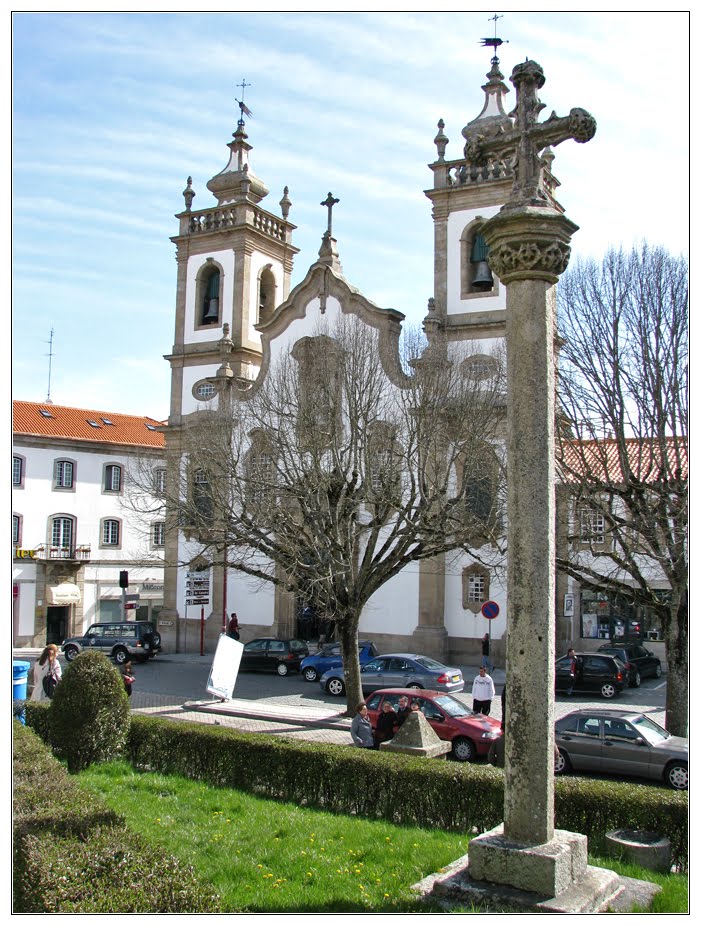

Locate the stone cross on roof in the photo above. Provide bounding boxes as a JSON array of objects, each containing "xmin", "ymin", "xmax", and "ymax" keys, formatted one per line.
[
  {"xmin": 468, "ymin": 59, "xmax": 596, "ymax": 211},
  {"xmin": 321, "ymin": 192, "xmax": 340, "ymax": 237}
]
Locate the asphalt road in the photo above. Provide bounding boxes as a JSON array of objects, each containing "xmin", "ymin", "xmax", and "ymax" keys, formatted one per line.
[{"xmin": 111, "ymin": 652, "xmax": 669, "ymax": 725}]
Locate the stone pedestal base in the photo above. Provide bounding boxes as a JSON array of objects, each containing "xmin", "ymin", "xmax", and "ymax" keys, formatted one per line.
[
  {"xmin": 469, "ymin": 825, "xmax": 587, "ymax": 896},
  {"xmin": 410, "ymin": 824, "xmax": 629, "ymax": 913}
]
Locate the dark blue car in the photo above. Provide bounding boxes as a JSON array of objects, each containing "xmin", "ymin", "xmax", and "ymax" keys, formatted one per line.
[{"xmin": 299, "ymin": 641, "xmax": 379, "ymax": 682}]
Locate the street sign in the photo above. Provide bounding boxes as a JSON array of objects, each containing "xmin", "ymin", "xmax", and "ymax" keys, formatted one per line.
[
  {"xmin": 125, "ymin": 602, "xmax": 138, "ymax": 610},
  {"xmin": 481, "ymin": 600, "xmax": 500, "ymax": 620},
  {"xmin": 124, "ymin": 593, "xmax": 140, "ymax": 602},
  {"xmin": 186, "ymin": 597, "xmax": 210, "ymax": 605}
]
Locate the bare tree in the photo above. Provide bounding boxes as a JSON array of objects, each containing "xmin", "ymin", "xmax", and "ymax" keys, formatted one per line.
[
  {"xmin": 134, "ymin": 315, "xmax": 505, "ymax": 712},
  {"xmin": 556, "ymin": 244, "xmax": 688, "ymax": 735}
]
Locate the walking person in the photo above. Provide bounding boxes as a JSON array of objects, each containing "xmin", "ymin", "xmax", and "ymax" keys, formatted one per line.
[
  {"xmin": 121, "ymin": 660, "xmax": 136, "ymax": 697},
  {"xmin": 350, "ymin": 702, "xmax": 375, "ymax": 749},
  {"xmin": 471, "ymin": 665, "xmax": 495, "ymax": 715},
  {"xmin": 30, "ymin": 644, "xmax": 62, "ymax": 701},
  {"xmin": 481, "ymin": 632, "xmax": 493, "ymax": 672},
  {"xmin": 227, "ymin": 613, "xmax": 240, "ymax": 641}
]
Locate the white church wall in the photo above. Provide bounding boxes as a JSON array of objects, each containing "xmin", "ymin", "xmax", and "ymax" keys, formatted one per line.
[
  {"xmin": 359, "ymin": 564, "xmax": 420, "ymax": 636},
  {"xmin": 446, "ymin": 204, "xmax": 504, "ymax": 314},
  {"xmin": 443, "ymin": 552, "xmax": 507, "ymax": 643},
  {"xmin": 181, "ymin": 363, "xmax": 220, "ymax": 416},
  {"xmin": 246, "ymin": 253, "xmax": 286, "ymax": 345},
  {"xmin": 227, "ymin": 573, "xmax": 275, "ymax": 629}
]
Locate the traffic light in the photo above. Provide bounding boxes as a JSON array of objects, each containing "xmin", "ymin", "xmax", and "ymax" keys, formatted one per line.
[{"xmin": 119, "ymin": 570, "xmax": 129, "ymax": 589}]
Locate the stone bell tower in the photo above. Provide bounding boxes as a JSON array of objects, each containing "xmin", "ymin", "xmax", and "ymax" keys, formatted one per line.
[
  {"xmin": 165, "ymin": 103, "xmax": 299, "ymax": 427},
  {"xmin": 160, "ymin": 101, "xmax": 299, "ymax": 653}
]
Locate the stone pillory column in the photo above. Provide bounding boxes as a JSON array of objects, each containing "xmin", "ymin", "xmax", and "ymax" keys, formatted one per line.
[{"xmin": 457, "ymin": 60, "xmax": 616, "ymax": 908}]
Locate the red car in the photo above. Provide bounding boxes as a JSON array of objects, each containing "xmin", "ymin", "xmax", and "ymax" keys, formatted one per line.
[{"xmin": 365, "ymin": 688, "xmax": 502, "ymax": 762}]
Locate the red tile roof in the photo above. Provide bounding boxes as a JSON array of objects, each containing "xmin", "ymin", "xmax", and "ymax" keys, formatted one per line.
[
  {"xmin": 559, "ymin": 437, "xmax": 688, "ymax": 484},
  {"xmin": 12, "ymin": 400, "xmax": 166, "ymax": 448}
]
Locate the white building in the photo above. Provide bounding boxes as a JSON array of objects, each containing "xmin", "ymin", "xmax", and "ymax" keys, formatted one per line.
[{"xmin": 12, "ymin": 400, "xmax": 166, "ymax": 647}]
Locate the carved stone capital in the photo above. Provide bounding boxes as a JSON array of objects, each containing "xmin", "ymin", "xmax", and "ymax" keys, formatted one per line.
[{"xmin": 481, "ymin": 206, "xmax": 579, "ymax": 284}]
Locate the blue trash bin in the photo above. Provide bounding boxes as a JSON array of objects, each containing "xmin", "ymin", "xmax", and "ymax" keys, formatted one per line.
[{"xmin": 13, "ymin": 661, "xmax": 31, "ymax": 724}]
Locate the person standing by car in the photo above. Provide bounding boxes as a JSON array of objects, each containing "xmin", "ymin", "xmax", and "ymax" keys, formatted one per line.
[
  {"xmin": 374, "ymin": 701, "xmax": 398, "ymax": 747},
  {"xmin": 350, "ymin": 702, "xmax": 374, "ymax": 749},
  {"xmin": 471, "ymin": 665, "xmax": 495, "ymax": 715},
  {"xmin": 395, "ymin": 695, "xmax": 411, "ymax": 727},
  {"xmin": 227, "ymin": 613, "xmax": 240, "ymax": 641},
  {"xmin": 566, "ymin": 647, "xmax": 579, "ymax": 695},
  {"xmin": 30, "ymin": 644, "xmax": 62, "ymax": 701}
]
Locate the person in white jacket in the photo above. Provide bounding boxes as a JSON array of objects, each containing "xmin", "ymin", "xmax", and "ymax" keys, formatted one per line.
[
  {"xmin": 30, "ymin": 644, "xmax": 62, "ymax": 701},
  {"xmin": 471, "ymin": 665, "xmax": 495, "ymax": 715}
]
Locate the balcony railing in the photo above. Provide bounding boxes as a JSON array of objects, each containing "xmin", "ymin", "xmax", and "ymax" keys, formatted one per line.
[{"xmin": 31, "ymin": 544, "xmax": 91, "ymax": 561}]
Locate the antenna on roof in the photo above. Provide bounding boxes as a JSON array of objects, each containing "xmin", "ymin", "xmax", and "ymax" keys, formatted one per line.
[
  {"xmin": 45, "ymin": 328, "xmax": 55, "ymax": 405},
  {"xmin": 480, "ymin": 13, "xmax": 508, "ymax": 66}
]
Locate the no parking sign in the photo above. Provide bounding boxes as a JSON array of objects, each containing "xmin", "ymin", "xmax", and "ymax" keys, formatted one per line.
[{"xmin": 481, "ymin": 600, "xmax": 500, "ymax": 620}]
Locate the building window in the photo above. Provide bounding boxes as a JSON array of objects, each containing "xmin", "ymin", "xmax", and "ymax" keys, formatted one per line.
[
  {"xmin": 13, "ymin": 514, "xmax": 22, "ymax": 545},
  {"xmin": 154, "ymin": 468, "xmax": 166, "ymax": 494},
  {"xmin": 54, "ymin": 459, "xmax": 75, "ymax": 489},
  {"xmin": 257, "ymin": 265, "xmax": 277, "ymax": 324},
  {"xmin": 103, "ymin": 464, "xmax": 122, "ymax": 493},
  {"xmin": 194, "ymin": 380, "xmax": 217, "ymax": 401},
  {"xmin": 460, "ymin": 221, "xmax": 498, "ymax": 298},
  {"xmin": 192, "ymin": 469, "xmax": 213, "ymax": 520},
  {"xmin": 13, "ymin": 455, "xmax": 25, "ymax": 488},
  {"xmin": 101, "ymin": 519, "xmax": 121, "ymax": 546},
  {"xmin": 51, "ymin": 516, "xmax": 74, "ymax": 552},
  {"xmin": 197, "ymin": 260, "xmax": 222, "ymax": 327},
  {"xmin": 462, "ymin": 564, "xmax": 491, "ymax": 613},
  {"xmin": 578, "ymin": 507, "xmax": 606, "ymax": 545},
  {"xmin": 152, "ymin": 522, "xmax": 166, "ymax": 547},
  {"xmin": 461, "ymin": 354, "xmax": 499, "ymax": 383}
]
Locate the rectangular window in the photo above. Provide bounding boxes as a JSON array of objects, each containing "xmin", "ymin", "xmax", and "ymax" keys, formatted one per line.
[
  {"xmin": 104, "ymin": 464, "xmax": 122, "ymax": 492},
  {"xmin": 468, "ymin": 574, "xmax": 485, "ymax": 603},
  {"xmin": 13, "ymin": 456, "xmax": 24, "ymax": 486},
  {"xmin": 54, "ymin": 460, "xmax": 74, "ymax": 489},
  {"xmin": 579, "ymin": 508, "xmax": 606, "ymax": 544},
  {"xmin": 102, "ymin": 519, "xmax": 120, "ymax": 545},
  {"xmin": 13, "ymin": 515, "xmax": 21, "ymax": 544},
  {"xmin": 152, "ymin": 522, "xmax": 165, "ymax": 547},
  {"xmin": 52, "ymin": 517, "xmax": 73, "ymax": 550},
  {"xmin": 155, "ymin": 468, "xmax": 166, "ymax": 493}
]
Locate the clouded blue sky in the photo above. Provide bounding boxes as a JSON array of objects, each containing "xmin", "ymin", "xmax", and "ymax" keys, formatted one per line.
[{"xmin": 11, "ymin": 10, "xmax": 689, "ymax": 419}]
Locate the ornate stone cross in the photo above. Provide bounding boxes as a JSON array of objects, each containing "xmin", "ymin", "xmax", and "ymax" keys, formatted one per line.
[
  {"xmin": 468, "ymin": 59, "xmax": 596, "ymax": 211},
  {"xmin": 321, "ymin": 192, "xmax": 340, "ymax": 237}
]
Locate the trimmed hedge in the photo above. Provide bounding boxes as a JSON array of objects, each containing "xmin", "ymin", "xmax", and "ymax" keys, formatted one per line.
[
  {"xmin": 13, "ymin": 722, "xmax": 221, "ymax": 913},
  {"xmin": 124, "ymin": 714, "xmax": 688, "ymax": 871}
]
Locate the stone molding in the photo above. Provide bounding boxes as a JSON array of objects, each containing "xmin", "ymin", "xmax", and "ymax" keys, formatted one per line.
[{"xmin": 481, "ymin": 207, "xmax": 579, "ymax": 285}]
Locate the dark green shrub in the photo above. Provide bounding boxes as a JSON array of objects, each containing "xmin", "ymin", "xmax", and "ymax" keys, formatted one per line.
[
  {"xmin": 13, "ymin": 722, "xmax": 220, "ymax": 913},
  {"xmin": 48, "ymin": 650, "xmax": 130, "ymax": 771}
]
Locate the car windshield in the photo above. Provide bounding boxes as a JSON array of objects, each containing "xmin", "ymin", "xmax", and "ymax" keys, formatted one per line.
[
  {"xmin": 629, "ymin": 714, "xmax": 670, "ymax": 744},
  {"xmin": 320, "ymin": 644, "xmax": 340, "ymax": 656},
  {"xmin": 432, "ymin": 695, "xmax": 469, "ymax": 718},
  {"xmin": 413, "ymin": 656, "xmax": 448, "ymax": 671}
]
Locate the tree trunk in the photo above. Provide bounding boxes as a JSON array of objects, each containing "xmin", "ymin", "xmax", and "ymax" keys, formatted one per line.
[
  {"xmin": 663, "ymin": 593, "xmax": 688, "ymax": 736},
  {"xmin": 339, "ymin": 616, "xmax": 363, "ymax": 716}
]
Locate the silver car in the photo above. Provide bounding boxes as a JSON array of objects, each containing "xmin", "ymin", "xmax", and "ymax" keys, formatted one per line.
[
  {"xmin": 319, "ymin": 653, "xmax": 464, "ymax": 697},
  {"xmin": 555, "ymin": 708, "xmax": 688, "ymax": 790}
]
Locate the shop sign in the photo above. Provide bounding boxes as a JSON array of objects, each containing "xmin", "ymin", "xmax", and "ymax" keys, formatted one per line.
[{"xmin": 14, "ymin": 548, "xmax": 37, "ymax": 559}]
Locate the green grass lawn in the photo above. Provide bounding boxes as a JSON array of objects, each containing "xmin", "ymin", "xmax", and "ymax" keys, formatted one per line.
[{"xmin": 77, "ymin": 761, "xmax": 687, "ymax": 913}]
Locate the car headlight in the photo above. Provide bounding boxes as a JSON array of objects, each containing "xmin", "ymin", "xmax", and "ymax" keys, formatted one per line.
[{"xmin": 481, "ymin": 730, "xmax": 501, "ymax": 739}]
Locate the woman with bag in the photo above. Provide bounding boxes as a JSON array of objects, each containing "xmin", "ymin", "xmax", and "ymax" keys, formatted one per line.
[{"xmin": 30, "ymin": 644, "xmax": 62, "ymax": 701}]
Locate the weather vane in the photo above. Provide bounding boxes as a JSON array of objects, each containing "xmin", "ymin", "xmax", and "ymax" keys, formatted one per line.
[
  {"xmin": 235, "ymin": 78, "xmax": 253, "ymax": 121},
  {"xmin": 480, "ymin": 13, "xmax": 508, "ymax": 66}
]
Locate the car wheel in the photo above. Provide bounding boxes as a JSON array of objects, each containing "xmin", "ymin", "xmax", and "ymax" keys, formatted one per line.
[
  {"xmin": 407, "ymin": 683, "xmax": 423, "ymax": 690},
  {"xmin": 451, "ymin": 737, "xmax": 476, "ymax": 762},
  {"xmin": 654, "ymin": 664, "xmax": 662, "ymax": 678},
  {"xmin": 554, "ymin": 749, "xmax": 571, "ymax": 775},
  {"xmin": 303, "ymin": 667, "xmax": 319, "ymax": 682},
  {"xmin": 629, "ymin": 669, "xmax": 641, "ymax": 688},
  {"xmin": 600, "ymin": 682, "xmax": 617, "ymax": 699},
  {"xmin": 145, "ymin": 631, "xmax": 161, "ymax": 649},
  {"xmin": 276, "ymin": 662, "xmax": 289, "ymax": 677},
  {"xmin": 665, "ymin": 761, "xmax": 688, "ymax": 791},
  {"xmin": 113, "ymin": 647, "xmax": 129, "ymax": 666},
  {"xmin": 326, "ymin": 677, "xmax": 345, "ymax": 696},
  {"xmin": 64, "ymin": 644, "xmax": 79, "ymax": 662}
]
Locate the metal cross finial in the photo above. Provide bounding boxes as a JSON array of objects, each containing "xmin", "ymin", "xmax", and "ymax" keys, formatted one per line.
[
  {"xmin": 235, "ymin": 78, "xmax": 253, "ymax": 120},
  {"xmin": 321, "ymin": 192, "xmax": 340, "ymax": 236},
  {"xmin": 480, "ymin": 13, "xmax": 508, "ymax": 66}
]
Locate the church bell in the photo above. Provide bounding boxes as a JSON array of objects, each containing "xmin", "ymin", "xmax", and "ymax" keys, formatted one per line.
[
  {"xmin": 471, "ymin": 260, "xmax": 493, "ymax": 290},
  {"xmin": 202, "ymin": 297, "xmax": 219, "ymax": 323}
]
